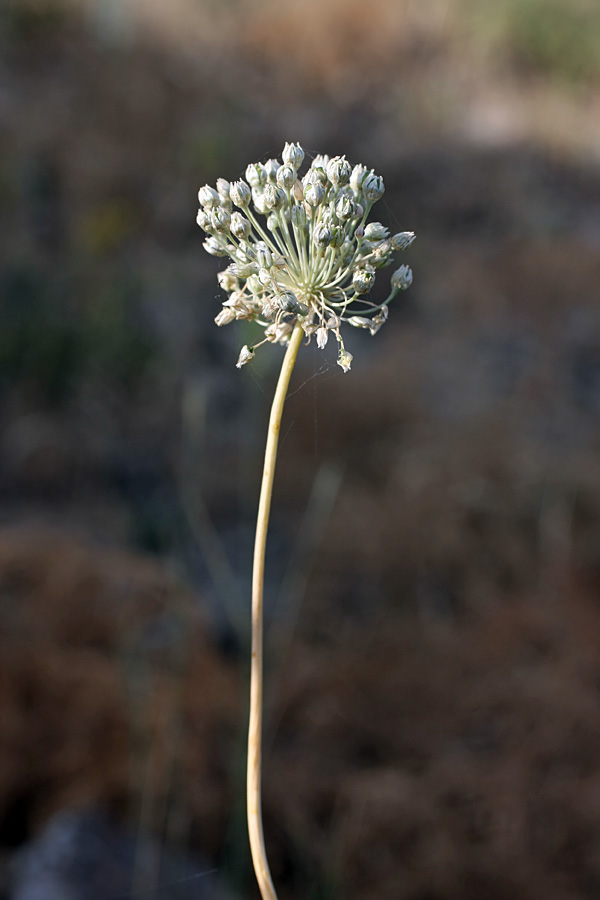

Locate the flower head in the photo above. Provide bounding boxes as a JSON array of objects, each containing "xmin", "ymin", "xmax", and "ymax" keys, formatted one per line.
[{"xmin": 197, "ymin": 143, "xmax": 415, "ymax": 371}]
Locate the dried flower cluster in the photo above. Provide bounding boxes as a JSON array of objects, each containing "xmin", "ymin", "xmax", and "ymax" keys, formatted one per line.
[{"xmin": 197, "ymin": 142, "xmax": 415, "ymax": 372}]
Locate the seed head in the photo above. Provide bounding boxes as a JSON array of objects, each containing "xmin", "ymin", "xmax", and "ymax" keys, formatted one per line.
[{"xmin": 197, "ymin": 143, "xmax": 415, "ymax": 371}]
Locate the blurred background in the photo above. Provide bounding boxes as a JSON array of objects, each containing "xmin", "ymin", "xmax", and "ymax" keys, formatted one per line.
[{"xmin": 1, "ymin": 0, "xmax": 600, "ymax": 898}]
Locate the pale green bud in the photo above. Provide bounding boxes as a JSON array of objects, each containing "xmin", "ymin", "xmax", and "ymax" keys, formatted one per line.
[
  {"xmin": 246, "ymin": 274, "xmax": 262, "ymax": 293},
  {"xmin": 282, "ymin": 141, "xmax": 304, "ymax": 171},
  {"xmin": 278, "ymin": 291, "xmax": 308, "ymax": 315},
  {"xmin": 304, "ymin": 182, "xmax": 325, "ymax": 207},
  {"xmin": 391, "ymin": 231, "xmax": 416, "ymax": 251},
  {"xmin": 391, "ymin": 264, "xmax": 413, "ymax": 291},
  {"xmin": 267, "ymin": 213, "xmax": 280, "ymax": 231},
  {"xmin": 264, "ymin": 184, "xmax": 286, "ymax": 211},
  {"xmin": 230, "ymin": 180, "xmax": 251, "ymax": 208},
  {"xmin": 203, "ymin": 237, "xmax": 228, "ymax": 257},
  {"xmin": 236, "ymin": 345, "xmax": 255, "ymax": 368},
  {"xmin": 276, "ymin": 164, "xmax": 296, "ymax": 189},
  {"xmin": 198, "ymin": 185, "xmax": 220, "ymax": 208},
  {"xmin": 327, "ymin": 155, "xmax": 351, "ymax": 186},
  {"xmin": 246, "ymin": 163, "xmax": 267, "ymax": 187},
  {"xmin": 352, "ymin": 265, "xmax": 376, "ymax": 293},
  {"xmin": 313, "ymin": 222, "xmax": 333, "ymax": 248},
  {"xmin": 196, "ymin": 209, "xmax": 212, "ymax": 232},
  {"xmin": 255, "ymin": 243, "xmax": 272, "ymax": 268},
  {"xmin": 210, "ymin": 207, "xmax": 231, "ymax": 233},
  {"xmin": 264, "ymin": 159, "xmax": 280, "ymax": 182},
  {"xmin": 230, "ymin": 212, "xmax": 251, "ymax": 239},
  {"xmin": 362, "ymin": 173, "xmax": 385, "ymax": 202},
  {"xmin": 312, "ymin": 154, "xmax": 330, "ymax": 171},
  {"xmin": 350, "ymin": 164, "xmax": 368, "ymax": 193},
  {"xmin": 216, "ymin": 178, "xmax": 231, "ymax": 201},
  {"xmin": 291, "ymin": 204, "xmax": 307, "ymax": 229},
  {"xmin": 364, "ymin": 222, "xmax": 389, "ymax": 242},
  {"xmin": 252, "ymin": 188, "xmax": 268, "ymax": 214},
  {"xmin": 330, "ymin": 226, "xmax": 345, "ymax": 248},
  {"xmin": 335, "ymin": 196, "xmax": 356, "ymax": 220}
]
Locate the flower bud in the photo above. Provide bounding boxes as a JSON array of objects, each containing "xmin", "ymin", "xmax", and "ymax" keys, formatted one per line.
[
  {"xmin": 276, "ymin": 164, "xmax": 296, "ymax": 189},
  {"xmin": 292, "ymin": 180, "xmax": 304, "ymax": 204},
  {"xmin": 327, "ymin": 155, "xmax": 351, "ymax": 186},
  {"xmin": 391, "ymin": 264, "xmax": 413, "ymax": 291},
  {"xmin": 352, "ymin": 265, "xmax": 376, "ymax": 293},
  {"xmin": 350, "ymin": 164, "xmax": 368, "ymax": 194},
  {"xmin": 364, "ymin": 222, "xmax": 389, "ymax": 242},
  {"xmin": 246, "ymin": 163, "xmax": 267, "ymax": 187},
  {"xmin": 230, "ymin": 212, "xmax": 251, "ymax": 239},
  {"xmin": 335, "ymin": 196, "xmax": 356, "ymax": 220},
  {"xmin": 215, "ymin": 307, "xmax": 236, "ymax": 326},
  {"xmin": 304, "ymin": 182, "xmax": 325, "ymax": 207},
  {"xmin": 210, "ymin": 207, "xmax": 231, "ymax": 233},
  {"xmin": 264, "ymin": 159, "xmax": 280, "ymax": 182},
  {"xmin": 196, "ymin": 209, "xmax": 212, "ymax": 232},
  {"xmin": 330, "ymin": 226, "xmax": 345, "ymax": 248},
  {"xmin": 312, "ymin": 154, "xmax": 330, "ymax": 171},
  {"xmin": 291, "ymin": 204, "xmax": 307, "ymax": 229},
  {"xmin": 198, "ymin": 184, "xmax": 220, "ymax": 208},
  {"xmin": 216, "ymin": 178, "xmax": 231, "ymax": 201},
  {"xmin": 267, "ymin": 213, "xmax": 280, "ymax": 231},
  {"xmin": 203, "ymin": 237, "xmax": 228, "ymax": 257},
  {"xmin": 246, "ymin": 274, "xmax": 262, "ymax": 293},
  {"xmin": 337, "ymin": 347, "xmax": 353, "ymax": 373},
  {"xmin": 362, "ymin": 173, "xmax": 385, "ymax": 202},
  {"xmin": 282, "ymin": 141, "xmax": 304, "ymax": 171},
  {"xmin": 236, "ymin": 345, "xmax": 255, "ymax": 368},
  {"xmin": 255, "ymin": 243, "xmax": 272, "ymax": 268},
  {"xmin": 251, "ymin": 188, "xmax": 268, "ymax": 215},
  {"xmin": 278, "ymin": 291, "xmax": 309, "ymax": 315},
  {"xmin": 391, "ymin": 231, "xmax": 416, "ymax": 251},
  {"xmin": 264, "ymin": 184, "xmax": 286, "ymax": 211},
  {"xmin": 230, "ymin": 180, "xmax": 251, "ymax": 208},
  {"xmin": 313, "ymin": 222, "xmax": 333, "ymax": 248}
]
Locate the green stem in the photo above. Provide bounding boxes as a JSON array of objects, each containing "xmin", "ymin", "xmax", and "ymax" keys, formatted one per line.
[{"xmin": 247, "ymin": 321, "xmax": 304, "ymax": 900}]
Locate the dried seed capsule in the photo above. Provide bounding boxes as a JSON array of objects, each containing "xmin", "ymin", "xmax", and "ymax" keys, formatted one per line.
[
  {"xmin": 215, "ymin": 307, "xmax": 236, "ymax": 326},
  {"xmin": 236, "ymin": 345, "xmax": 255, "ymax": 368}
]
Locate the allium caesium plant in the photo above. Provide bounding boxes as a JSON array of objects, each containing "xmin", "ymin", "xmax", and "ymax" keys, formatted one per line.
[
  {"xmin": 198, "ymin": 142, "xmax": 414, "ymax": 373},
  {"xmin": 197, "ymin": 144, "xmax": 414, "ymax": 900}
]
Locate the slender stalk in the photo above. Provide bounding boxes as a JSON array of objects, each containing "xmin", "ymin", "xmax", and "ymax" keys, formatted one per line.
[{"xmin": 247, "ymin": 321, "xmax": 304, "ymax": 900}]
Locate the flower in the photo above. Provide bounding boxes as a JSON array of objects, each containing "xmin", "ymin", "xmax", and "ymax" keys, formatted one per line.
[{"xmin": 197, "ymin": 143, "xmax": 415, "ymax": 371}]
